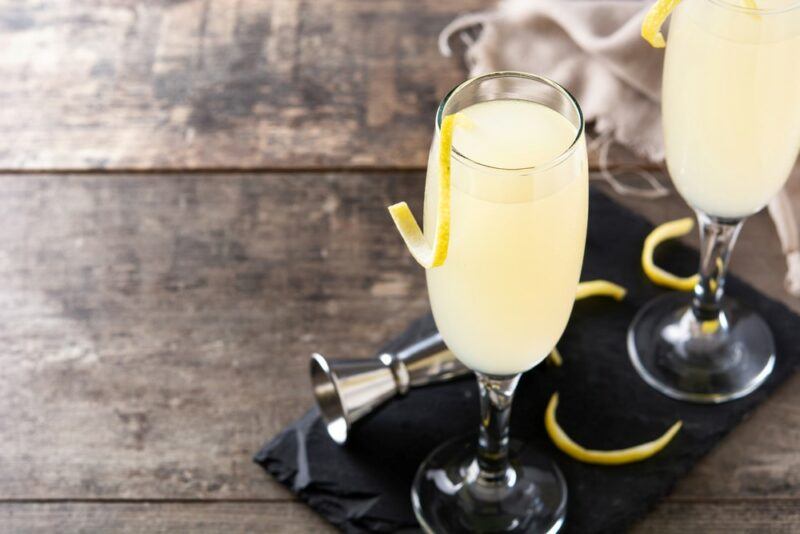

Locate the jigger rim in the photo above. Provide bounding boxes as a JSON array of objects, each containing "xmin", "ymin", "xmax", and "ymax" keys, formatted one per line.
[{"xmin": 310, "ymin": 352, "xmax": 350, "ymax": 444}]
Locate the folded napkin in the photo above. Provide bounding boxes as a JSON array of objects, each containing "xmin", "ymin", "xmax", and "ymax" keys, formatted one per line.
[{"xmin": 439, "ymin": 0, "xmax": 800, "ymax": 296}]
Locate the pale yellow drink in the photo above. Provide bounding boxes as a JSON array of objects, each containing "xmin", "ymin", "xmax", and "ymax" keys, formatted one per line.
[
  {"xmin": 662, "ymin": 0, "xmax": 800, "ymax": 219},
  {"xmin": 424, "ymin": 100, "xmax": 588, "ymax": 376}
]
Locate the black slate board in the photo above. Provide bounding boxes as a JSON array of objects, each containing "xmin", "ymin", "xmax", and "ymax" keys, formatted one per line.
[{"xmin": 256, "ymin": 188, "xmax": 800, "ymax": 533}]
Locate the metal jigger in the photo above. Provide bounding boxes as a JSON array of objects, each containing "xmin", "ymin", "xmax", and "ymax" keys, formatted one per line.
[{"xmin": 310, "ymin": 332, "xmax": 468, "ymax": 444}]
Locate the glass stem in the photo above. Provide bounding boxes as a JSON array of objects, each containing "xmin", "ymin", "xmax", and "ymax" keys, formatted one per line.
[
  {"xmin": 692, "ymin": 211, "xmax": 744, "ymax": 322},
  {"xmin": 475, "ymin": 372, "xmax": 520, "ymax": 485}
]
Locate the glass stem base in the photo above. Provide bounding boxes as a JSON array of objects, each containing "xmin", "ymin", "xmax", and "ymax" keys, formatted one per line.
[
  {"xmin": 411, "ymin": 435, "xmax": 567, "ymax": 533},
  {"xmin": 627, "ymin": 292, "xmax": 775, "ymax": 403}
]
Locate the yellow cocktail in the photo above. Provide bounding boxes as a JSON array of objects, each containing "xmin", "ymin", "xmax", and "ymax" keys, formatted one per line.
[
  {"xmin": 391, "ymin": 72, "xmax": 587, "ymax": 533},
  {"xmin": 425, "ymin": 99, "xmax": 587, "ymax": 376}
]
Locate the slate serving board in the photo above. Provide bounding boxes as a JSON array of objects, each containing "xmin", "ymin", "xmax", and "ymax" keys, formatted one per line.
[{"xmin": 256, "ymin": 188, "xmax": 800, "ymax": 533}]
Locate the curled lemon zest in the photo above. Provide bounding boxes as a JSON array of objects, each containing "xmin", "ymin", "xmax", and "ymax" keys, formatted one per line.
[
  {"xmin": 643, "ymin": 217, "xmax": 700, "ymax": 291},
  {"xmin": 576, "ymin": 280, "xmax": 627, "ymax": 301},
  {"xmin": 548, "ymin": 347, "xmax": 563, "ymax": 367},
  {"xmin": 548, "ymin": 281, "xmax": 627, "ymax": 366},
  {"xmin": 701, "ymin": 319, "xmax": 721, "ymax": 334},
  {"xmin": 388, "ymin": 113, "xmax": 472, "ymax": 268},
  {"xmin": 708, "ymin": 257, "xmax": 725, "ymax": 292},
  {"xmin": 641, "ymin": 0, "xmax": 683, "ymax": 48},
  {"xmin": 545, "ymin": 393, "xmax": 682, "ymax": 465},
  {"xmin": 643, "ymin": 0, "xmax": 759, "ymax": 48}
]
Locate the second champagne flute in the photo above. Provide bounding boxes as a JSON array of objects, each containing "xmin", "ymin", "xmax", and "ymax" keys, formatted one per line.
[{"xmin": 629, "ymin": 0, "xmax": 800, "ymax": 403}]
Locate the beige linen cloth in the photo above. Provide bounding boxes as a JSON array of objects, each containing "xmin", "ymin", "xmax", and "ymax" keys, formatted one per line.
[{"xmin": 439, "ymin": 0, "xmax": 800, "ymax": 296}]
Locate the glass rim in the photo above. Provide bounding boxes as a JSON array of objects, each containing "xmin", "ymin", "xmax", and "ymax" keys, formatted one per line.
[
  {"xmin": 706, "ymin": 0, "xmax": 800, "ymax": 15},
  {"xmin": 435, "ymin": 71, "xmax": 585, "ymax": 175}
]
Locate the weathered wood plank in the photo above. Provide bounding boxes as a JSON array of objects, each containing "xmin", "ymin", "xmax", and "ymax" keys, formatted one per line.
[
  {"xmin": 0, "ymin": 0, "xmax": 487, "ymax": 170},
  {"xmin": 0, "ymin": 0, "xmax": 650, "ymax": 172},
  {"xmin": 1, "ymin": 500, "xmax": 799, "ymax": 533},
  {"xmin": 0, "ymin": 502, "xmax": 334, "ymax": 533},
  {"xmin": 0, "ymin": 173, "xmax": 798, "ymax": 507},
  {"xmin": 674, "ymin": 373, "xmax": 800, "ymax": 499},
  {"xmin": 0, "ymin": 173, "xmax": 430, "ymax": 500},
  {"xmin": 632, "ymin": 500, "xmax": 800, "ymax": 533}
]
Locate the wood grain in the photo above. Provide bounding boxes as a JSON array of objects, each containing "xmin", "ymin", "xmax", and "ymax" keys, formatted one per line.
[
  {"xmin": 0, "ymin": 0, "xmax": 487, "ymax": 171},
  {"xmin": 0, "ymin": 502, "xmax": 333, "ymax": 533},
  {"xmin": 3, "ymin": 0, "xmax": 799, "ymax": 530},
  {"xmin": 0, "ymin": 173, "xmax": 430, "ymax": 500},
  {"xmin": 1, "ymin": 173, "xmax": 799, "ymax": 516},
  {"xmin": 632, "ymin": 500, "xmax": 800, "ymax": 533},
  {"xmin": 1, "ymin": 500, "xmax": 799, "ymax": 533},
  {"xmin": 0, "ymin": 0, "xmax": 651, "ymax": 172}
]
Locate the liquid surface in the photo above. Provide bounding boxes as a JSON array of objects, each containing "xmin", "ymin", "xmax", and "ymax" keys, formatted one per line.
[
  {"xmin": 425, "ymin": 100, "xmax": 588, "ymax": 376},
  {"xmin": 662, "ymin": 0, "xmax": 800, "ymax": 219}
]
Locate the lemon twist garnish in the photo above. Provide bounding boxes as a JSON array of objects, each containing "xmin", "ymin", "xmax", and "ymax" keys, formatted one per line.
[
  {"xmin": 545, "ymin": 393, "xmax": 682, "ymax": 465},
  {"xmin": 548, "ymin": 346, "xmax": 564, "ymax": 367},
  {"xmin": 643, "ymin": 222, "xmax": 725, "ymax": 331},
  {"xmin": 547, "ymin": 280, "xmax": 628, "ymax": 366},
  {"xmin": 388, "ymin": 113, "xmax": 471, "ymax": 268},
  {"xmin": 641, "ymin": 0, "xmax": 683, "ymax": 48},
  {"xmin": 643, "ymin": 0, "xmax": 759, "ymax": 48},
  {"xmin": 576, "ymin": 280, "xmax": 627, "ymax": 301},
  {"xmin": 701, "ymin": 319, "xmax": 721, "ymax": 334},
  {"xmin": 643, "ymin": 217, "xmax": 700, "ymax": 291}
]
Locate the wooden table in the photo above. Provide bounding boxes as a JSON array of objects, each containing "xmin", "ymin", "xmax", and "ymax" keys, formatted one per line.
[{"xmin": 1, "ymin": 1, "xmax": 799, "ymax": 532}]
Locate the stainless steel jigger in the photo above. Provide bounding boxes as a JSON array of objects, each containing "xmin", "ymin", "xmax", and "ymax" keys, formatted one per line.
[{"xmin": 310, "ymin": 332, "xmax": 469, "ymax": 444}]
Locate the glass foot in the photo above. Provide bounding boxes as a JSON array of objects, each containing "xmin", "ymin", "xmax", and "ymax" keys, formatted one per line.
[
  {"xmin": 411, "ymin": 435, "xmax": 567, "ymax": 533},
  {"xmin": 628, "ymin": 292, "xmax": 775, "ymax": 403}
]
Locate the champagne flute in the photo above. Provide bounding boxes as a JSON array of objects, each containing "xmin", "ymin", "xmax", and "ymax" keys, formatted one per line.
[
  {"xmin": 629, "ymin": 0, "xmax": 800, "ymax": 402},
  {"xmin": 408, "ymin": 72, "xmax": 588, "ymax": 533}
]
